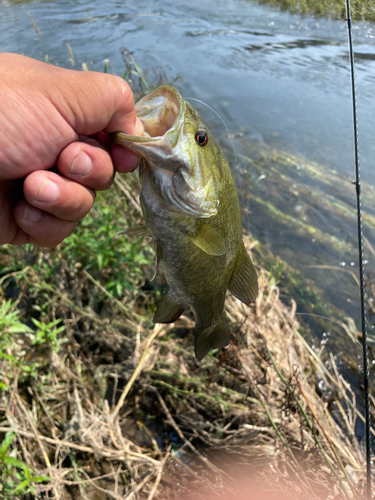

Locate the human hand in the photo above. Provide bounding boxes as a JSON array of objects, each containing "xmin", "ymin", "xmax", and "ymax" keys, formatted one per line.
[{"xmin": 0, "ymin": 52, "xmax": 144, "ymax": 247}]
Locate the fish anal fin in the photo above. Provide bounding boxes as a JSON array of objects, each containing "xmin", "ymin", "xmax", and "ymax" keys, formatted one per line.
[
  {"xmin": 153, "ymin": 291, "xmax": 185, "ymax": 324},
  {"xmin": 228, "ymin": 242, "xmax": 258, "ymax": 305},
  {"xmin": 117, "ymin": 226, "xmax": 148, "ymax": 238},
  {"xmin": 194, "ymin": 317, "xmax": 231, "ymax": 361},
  {"xmin": 188, "ymin": 220, "xmax": 226, "ymax": 256}
]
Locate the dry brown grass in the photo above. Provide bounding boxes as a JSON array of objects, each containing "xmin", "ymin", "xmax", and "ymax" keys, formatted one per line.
[{"xmin": 0, "ymin": 234, "xmax": 371, "ymax": 499}]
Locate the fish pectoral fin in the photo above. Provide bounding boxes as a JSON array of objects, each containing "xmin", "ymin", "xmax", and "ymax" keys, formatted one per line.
[
  {"xmin": 228, "ymin": 241, "xmax": 258, "ymax": 305},
  {"xmin": 150, "ymin": 241, "xmax": 162, "ymax": 282},
  {"xmin": 117, "ymin": 226, "xmax": 149, "ymax": 238},
  {"xmin": 188, "ymin": 221, "xmax": 226, "ymax": 256},
  {"xmin": 156, "ymin": 240, "xmax": 162, "ymax": 267},
  {"xmin": 194, "ymin": 316, "xmax": 231, "ymax": 361},
  {"xmin": 153, "ymin": 291, "xmax": 185, "ymax": 324}
]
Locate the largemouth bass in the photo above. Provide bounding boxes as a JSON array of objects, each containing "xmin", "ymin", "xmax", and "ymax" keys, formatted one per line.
[{"xmin": 114, "ymin": 85, "xmax": 258, "ymax": 360}]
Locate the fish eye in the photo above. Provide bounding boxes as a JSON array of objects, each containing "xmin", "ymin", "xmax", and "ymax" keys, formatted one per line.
[{"xmin": 195, "ymin": 130, "xmax": 209, "ymax": 147}]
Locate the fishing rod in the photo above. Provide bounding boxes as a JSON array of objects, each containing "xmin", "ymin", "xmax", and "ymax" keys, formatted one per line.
[{"xmin": 344, "ymin": 1, "xmax": 372, "ymax": 497}]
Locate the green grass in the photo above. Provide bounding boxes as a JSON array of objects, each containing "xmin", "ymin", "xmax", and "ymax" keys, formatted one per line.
[
  {"xmin": 257, "ymin": 0, "xmax": 375, "ymax": 21},
  {"xmin": 60, "ymin": 188, "xmax": 149, "ymax": 298},
  {"xmin": 0, "ymin": 174, "xmax": 154, "ymax": 403},
  {"xmin": 0, "ymin": 175, "xmax": 156, "ymax": 498},
  {"xmin": 0, "ymin": 430, "xmax": 49, "ymax": 499},
  {"xmin": 0, "ymin": 299, "xmax": 37, "ymax": 390},
  {"xmin": 1, "ymin": 177, "xmax": 150, "ymax": 302},
  {"xmin": 0, "ymin": 303, "xmax": 50, "ymax": 498},
  {"xmin": 0, "ymin": 58, "xmax": 372, "ymax": 498}
]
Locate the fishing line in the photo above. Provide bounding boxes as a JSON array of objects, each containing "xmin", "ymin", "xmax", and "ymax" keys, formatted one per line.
[
  {"xmin": 184, "ymin": 98, "xmax": 238, "ymax": 162},
  {"xmin": 345, "ymin": 1, "xmax": 372, "ymax": 497},
  {"xmin": 185, "ymin": 97, "xmax": 250, "ymax": 227}
]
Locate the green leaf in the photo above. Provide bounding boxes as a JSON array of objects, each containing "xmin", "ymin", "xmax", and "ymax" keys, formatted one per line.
[
  {"xmin": 25, "ymin": 466, "xmax": 31, "ymax": 480},
  {"xmin": 0, "ymin": 430, "xmax": 15, "ymax": 459},
  {"xmin": 47, "ymin": 319, "xmax": 63, "ymax": 328},
  {"xmin": 13, "ymin": 479, "xmax": 31, "ymax": 495},
  {"xmin": 0, "ymin": 353, "xmax": 16, "ymax": 362},
  {"xmin": 4, "ymin": 456, "xmax": 29, "ymax": 471},
  {"xmin": 31, "ymin": 318, "xmax": 43, "ymax": 329},
  {"xmin": 31, "ymin": 475, "xmax": 50, "ymax": 483},
  {"xmin": 116, "ymin": 282, "xmax": 123, "ymax": 297},
  {"xmin": 6, "ymin": 477, "xmax": 15, "ymax": 488},
  {"xmin": 8, "ymin": 324, "xmax": 33, "ymax": 334},
  {"xmin": 97, "ymin": 253, "xmax": 104, "ymax": 269}
]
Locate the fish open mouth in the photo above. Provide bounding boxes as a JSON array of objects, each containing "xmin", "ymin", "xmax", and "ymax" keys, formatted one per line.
[
  {"xmin": 135, "ymin": 85, "xmax": 182, "ymax": 138},
  {"xmin": 113, "ymin": 85, "xmax": 183, "ymax": 149},
  {"xmin": 113, "ymin": 84, "xmax": 220, "ymax": 219}
]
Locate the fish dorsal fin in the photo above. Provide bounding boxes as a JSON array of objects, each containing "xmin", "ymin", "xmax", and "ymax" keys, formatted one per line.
[
  {"xmin": 228, "ymin": 242, "xmax": 258, "ymax": 305},
  {"xmin": 153, "ymin": 290, "xmax": 185, "ymax": 324},
  {"xmin": 117, "ymin": 226, "xmax": 148, "ymax": 238},
  {"xmin": 188, "ymin": 221, "xmax": 226, "ymax": 256}
]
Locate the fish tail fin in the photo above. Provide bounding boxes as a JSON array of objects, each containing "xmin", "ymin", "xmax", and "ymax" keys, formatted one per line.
[{"xmin": 194, "ymin": 316, "xmax": 231, "ymax": 361}]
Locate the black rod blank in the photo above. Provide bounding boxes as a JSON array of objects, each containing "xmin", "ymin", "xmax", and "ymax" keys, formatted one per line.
[{"xmin": 344, "ymin": 1, "xmax": 372, "ymax": 498}]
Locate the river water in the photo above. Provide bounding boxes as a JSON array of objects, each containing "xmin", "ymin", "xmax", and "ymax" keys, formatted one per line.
[{"xmin": 1, "ymin": 0, "xmax": 375, "ymax": 352}]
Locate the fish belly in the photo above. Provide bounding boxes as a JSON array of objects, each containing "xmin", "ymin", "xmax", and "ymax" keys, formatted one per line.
[{"xmin": 140, "ymin": 169, "xmax": 239, "ymax": 359}]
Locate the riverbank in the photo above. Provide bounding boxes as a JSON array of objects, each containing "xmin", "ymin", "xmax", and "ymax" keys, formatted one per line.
[
  {"xmin": 256, "ymin": 0, "xmax": 375, "ymax": 21},
  {"xmin": 0, "ymin": 172, "xmax": 371, "ymax": 499}
]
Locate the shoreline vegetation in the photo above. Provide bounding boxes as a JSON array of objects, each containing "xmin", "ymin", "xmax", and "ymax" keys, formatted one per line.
[
  {"xmin": 0, "ymin": 56, "xmax": 374, "ymax": 498},
  {"xmin": 0, "ymin": 172, "xmax": 373, "ymax": 499},
  {"xmin": 256, "ymin": 0, "xmax": 375, "ymax": 22}
]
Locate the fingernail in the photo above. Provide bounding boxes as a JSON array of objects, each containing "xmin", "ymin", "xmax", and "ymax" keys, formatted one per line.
[
  {"xmin": 23, "ymin": 205, "xmax": 42, "ymax": 223},
  {"xmin": 70, "ymin": 151, "xmax": 93, "ymax": 176},
  {"xmin": 36, "ymin": 178, "xmax": 60, "ymax": 203}
]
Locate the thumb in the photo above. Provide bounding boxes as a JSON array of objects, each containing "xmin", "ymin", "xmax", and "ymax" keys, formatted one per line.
[
  {"xmin": 3, "ymin": 53, "xmax": 142, "ymax": 137},
  {"xmin": 47, "ymin": 68, "xmax": 143, "ymax": 136}
]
